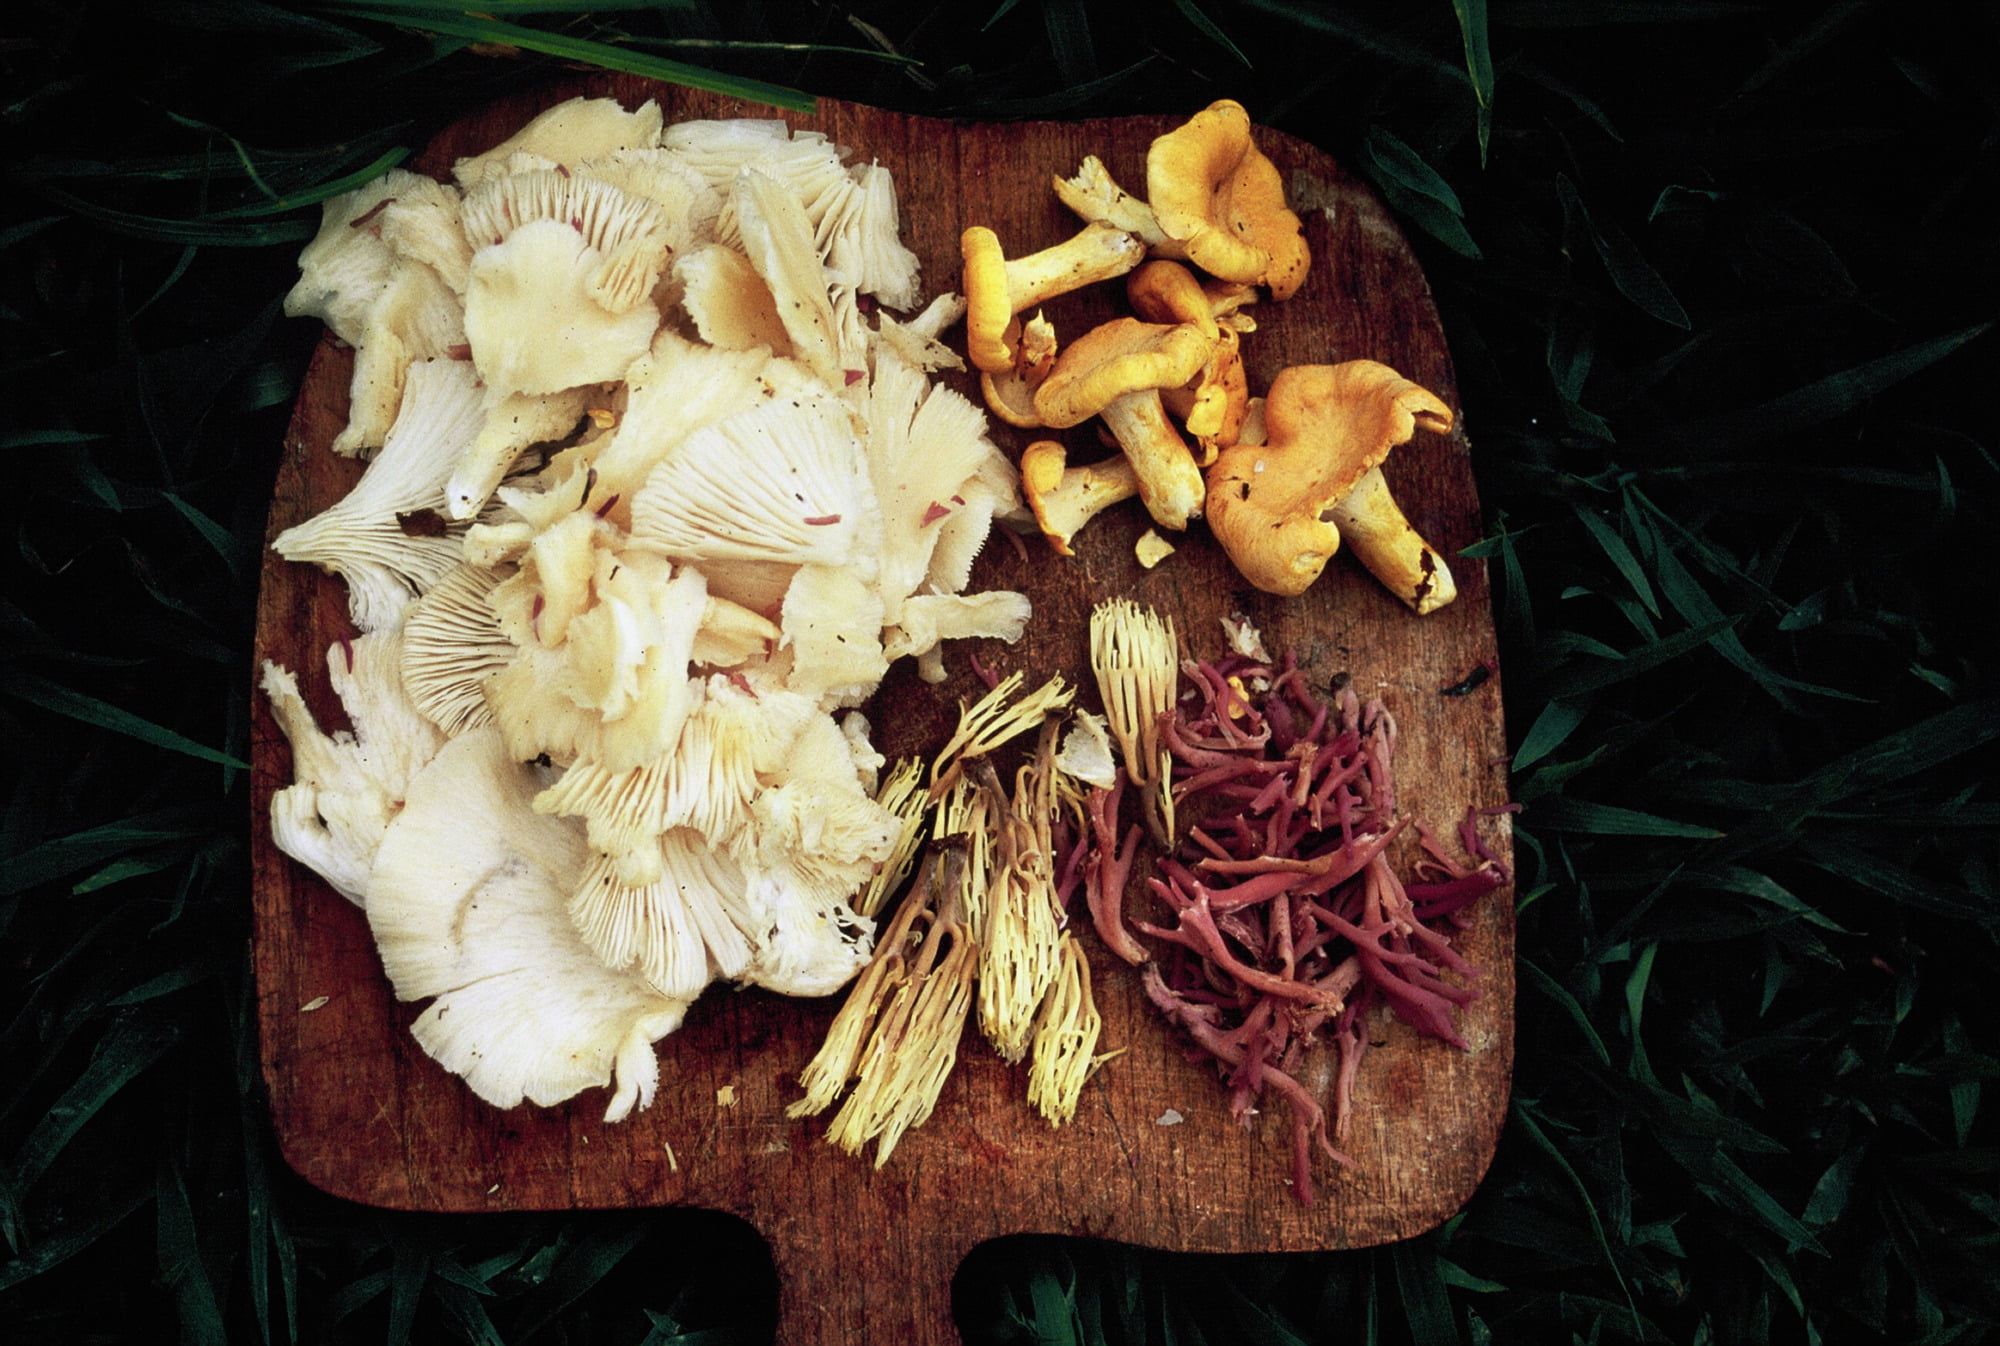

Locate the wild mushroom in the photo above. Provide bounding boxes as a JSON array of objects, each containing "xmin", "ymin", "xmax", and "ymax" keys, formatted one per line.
[
  {"xmin": 567, "ymin": 833, "xmax": 759, "ymax": 999},
  {"xmin": 285, "ymin": 168, "xmax": 446, "ymax": 347},
  {"xmin": 1018, "ymin": 439, "xmax": 1141, "ymax": 556},
  {"xmin": 821, "ymin": 161, "xmax": 923, "ymax": 313},
  {"xmin": 578, "ymin": 330, "xmax": 775, "ymax": 521},
  {"xmin": 1031, "ymin": 317, "xmax": 1213, "ymax": 530},
  {"xmin": 627, "ymin": 393, "xmax": 877, "ymax": 571},
  {"xmin": 732, "ymin": 166, "xmax": 852, "ymax": 387},
  {"xmin": 1204, "ymin": 360, "xmax": 1457, "ymax": 609},
  {"xmin": 399, "ymin": 561, "xmax": 514, "ymax": 737},
  {"xmin": 960, "ymin": 221, "xmax": 1145, "ymax": 373},
  {"xmin": 446, "ymin": 384, "xmax": 600, "ymax": 522},
  {"xmin": 260, "ymin": 630, "xmax": 446, "ymax": 905},
  {"xmin": 675, "ymin": 242, "xmax": 793, "ymax": 354},
  {"xmin": 332, "ymin": 257, "xmax": 467, "ymax": 458},
  {"xmin": 1126, "ymin": 259, "xmax": 1254, "ymax": 448},
  {"xmin": 451, "ymin": 95, "xmax": 666, "ymax": 186},
  {"xmin": 1147, "ymin": 99, "xmax": 1311, "ymax": 300},
  {"xmin": 1124, "ymin": 259, "xmax": 1223, "ymax": 341},
  {"xmin": 463, "ymin": 218, "xmax": 662, "ymax": 401},
  {"xmin": 978, "ymin": 310, "xmax": 1058, "ymax": 429},
  {"xmin": 458, "ymin": 168, "xmax": 675, "ymax": 309},
  {"xmin": 270, "ymin": 356, "xmax": 485, "ymax": 632},
  {"xmin": 777, "ymin": 563, "xmax": 891, "ymax": 709},
  {"xmin": 1050, "ymin": 154, "xmax": 1185, "ymax": 258},
  {"xmin": 366, "ymin": 726, "xmax": 688, "ymax": 1121}
]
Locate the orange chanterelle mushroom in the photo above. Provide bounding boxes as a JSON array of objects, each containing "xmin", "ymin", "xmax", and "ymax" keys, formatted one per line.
[{"xmin": 1205, "ymin": 360, "xmax": 1458, "ymax": 611}]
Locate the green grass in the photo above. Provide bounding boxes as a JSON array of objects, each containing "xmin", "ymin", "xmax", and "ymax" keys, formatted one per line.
[{"xmin": 4, "ymin": 1, "xmax": 1995, "ymax": 1342}]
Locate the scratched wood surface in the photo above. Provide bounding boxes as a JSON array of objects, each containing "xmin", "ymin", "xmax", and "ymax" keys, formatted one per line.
[{"xmin": 250, "ymin": 75, "xmax": 1515, "ymax": 1345}]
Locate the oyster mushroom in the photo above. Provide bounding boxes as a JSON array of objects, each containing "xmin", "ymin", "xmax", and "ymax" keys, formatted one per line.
[
  {"xmin": 451, "ymin": 95, "xmax": 666, "ymax": 186},
  {"xmin": 366, "ymin": 726, "xmax": 688, "ymax": 1122},
  {"xmin": 271, "ymin": 356, "xmax": 485, "ymax": 633},
  {"xmin": 627, "ymin": 394, "xmax": 877, "ymax": 571},
  {"xmin": 260, "ymin": 630, "xmax": 446, "ymax": 905},
  {"xmin": 463, "ymin": 218, "xmax": 662, "ymax": 401}
]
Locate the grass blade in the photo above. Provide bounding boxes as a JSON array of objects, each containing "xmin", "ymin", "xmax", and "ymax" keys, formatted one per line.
[
  {"xmin": 1361, "ymin": 125, "xmax": 1481, "ymax": 258},
  {"xmin": 1449, "ymin": 0, "xmax": 1495, "ymax": 162},
  {"xmin": 1, "ymin": 673, "xmax": 248, "ymax": 770},
  {"xmin": 11, "ymin": 1017, "xmax": 180, "ymax": 1196},
  {"xmin": 320, "ymin": 6, "xmax": 815, "ymax": 111},
  {"xmin": 1523, "ymin": 796, "xmax": 1723, "ymax": 839},
  {"xmin": 1652, "ymin": 323, "xmax": 1993, "ymax": 456},
  {"xmin": 1557, "ymin": 174, "xmax": 1689, "ymax": 328}
]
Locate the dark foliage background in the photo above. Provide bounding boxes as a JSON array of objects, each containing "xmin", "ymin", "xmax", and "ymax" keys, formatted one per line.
[{"xmin": 3, "ymin": 2, "xmax": 1995, "ymax": 1342}]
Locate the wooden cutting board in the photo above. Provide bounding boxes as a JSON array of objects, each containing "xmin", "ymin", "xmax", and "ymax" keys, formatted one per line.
[{"xmin": 250, "ymin": 75, "xmax": 1514, "ymax": 1344}]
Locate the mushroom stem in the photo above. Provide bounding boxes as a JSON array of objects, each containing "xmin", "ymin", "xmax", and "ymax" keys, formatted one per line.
[
  {"xmin": 1327, "ymin": 466, "xmax": 1457, "ymax": 614},
  {"xmin": 1052, "ymin": 156, "xmax": 1186, "ymax": 258},
  {"xmin": 1019, "ymin": 440, "xmax": 1141, "ymax": 556},
  {"xmin": 1101, "ymin": 392, "xmax": 1205, "ymax": 531},
  {"xmin": 1004, "ymin": 222, "xmax": 1148, "ymax": 311}
]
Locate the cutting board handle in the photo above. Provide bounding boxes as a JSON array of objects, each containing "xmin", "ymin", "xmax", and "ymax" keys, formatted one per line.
[{"xmin": 766, "ymin": 1216, "xmax": 976, "ymax": 1343}]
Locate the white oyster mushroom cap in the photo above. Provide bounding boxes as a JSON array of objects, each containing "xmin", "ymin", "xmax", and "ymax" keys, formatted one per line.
[
  {"xmin": 778, "ymin": 563, "xmax": 890, "ymax": 710},
  {"xmin": 731, "ymin": 166, "xmax": 849, "ymax": 388},
  {"xmin": 869, "ymin": 293, "xmax": 968, "ymax": 375},
  {"xmin": 485, "ymin": 552, "xmax": 710, "ymax": 776},
  {"xmin": 569, "ymin": 834, "xmax": 760, "ymax": 1001},
  {"xmin": 463, "ymin": 219, "xmax": 661, "ymax": 400},
  {"xmin": 285, "ymin": 168, "xmax": 437, "ymax": 346},
  {"xmin": 857, "ymin": 349, "xmax": 1004, "ymax": 622},
  {"xmin": 367, "ymin": 726, "xmax": 688, "ymax": 1121},
  {"xmin": 272, "ymin": 356, "xmax": 486, "ymax": 633},
  {"xmin": 675, "ymin": 243, "xmax": 790, "ymax": 355},
  {"xmin": 824, "ymin": 162, "xmax": 922, "ymax": 312},
  {"xmin": 451, "ymin": 96, "xmax": 665, "ymax": 186},
  {"xmin": 260, "ymin": 630, "xmax": 446, "ymax": 905},
  {"xmin": 659, "ymin": 676, "xmax": 820, "ymax": 843},
  {"xmin": 884, "ymin": 590, "xmax": 1035, "ymax": 684},
  {"xmin": 459, "ymin": 167, "xmax": 674, "ymax": 316},
  {"xmin": 663, "ymin": 120, "xmax": 850, "ymax": 229},
  {"xmin": 446, "ymin": 384, "xmax": 598, "ymax": 522},
  {"xmin": 400, "ymin": 561, "xmax": 513, "ymax": 738},
  {"xmin": 334, "ymin": 258, "xmax": 467, "ymax": 458},
  {"xmin": 578, "ymin": 148, "xmax": 723, "ymax": 248},
  {"xmin": 628, "ymin": 394, "xmax": 879, "ymax": 571},
  {"xmin": 926, "ymin": 446, "xmax": 1024, "ymax": 597},
  {"xmin": 378, "ymin": 174, "xmax": 475, "ymax": 295},
  {"xmin": 584, "ymin": 330, "xmax": 774, "ymax": 510}
]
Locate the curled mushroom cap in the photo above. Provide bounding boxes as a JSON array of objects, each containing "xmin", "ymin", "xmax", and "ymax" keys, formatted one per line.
[
  {"xmin": 1124, "ymin": 259, "xmax": 1220, "ymax": 341},
  {"xmin": 1146, "ymin": 99, "xmax": 1311, "ymax": 300},
  {"xmin": 1204, "ymin": 360, "xmax": 1455, "ymax": 603},
  {"xmin": 1032, "ymin": 317, "xmax": 1213, "ymax": 531}
]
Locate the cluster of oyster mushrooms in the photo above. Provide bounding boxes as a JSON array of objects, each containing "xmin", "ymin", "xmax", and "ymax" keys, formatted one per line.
[
  {"xmin": 260, "ymin": 96, "xmax": 1032, "ymax": 1121},
  {"xmin": 963, "ymin": 98, "xmax": 1460, "ymax": 614}
]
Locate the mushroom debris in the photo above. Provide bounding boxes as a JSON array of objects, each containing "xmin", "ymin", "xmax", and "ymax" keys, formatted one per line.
[
  {"xmin": 1078, "ymin": 601, "xmax": 1512, "ymax": 1205},
  {"xmin": 261, "ymin": 96, "xmax": 1035, "ymax": 1122},
  {"xmin": 966, "ymin": 98, "xmax": 1460, "ymax": 613}
]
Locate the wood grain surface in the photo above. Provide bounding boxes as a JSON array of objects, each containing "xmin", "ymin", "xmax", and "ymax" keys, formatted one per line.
[{"xmin": 250, "ymin": 75, "xmax": 1515, "ymax": 1345}]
